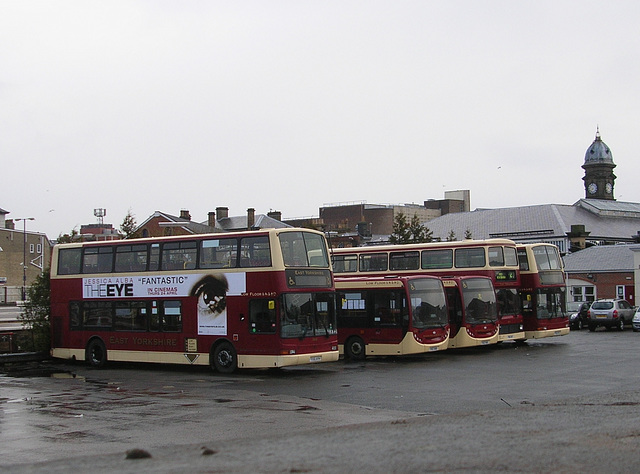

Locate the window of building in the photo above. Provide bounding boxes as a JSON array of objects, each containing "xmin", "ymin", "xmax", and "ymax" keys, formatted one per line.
[{"xmin": 572, "ymin": 285, "xmax": 595, "ymax": 302}]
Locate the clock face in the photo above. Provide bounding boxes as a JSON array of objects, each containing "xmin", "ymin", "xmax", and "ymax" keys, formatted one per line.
[
  {"xmin": 606, "ymin": 183, "xmax": 613, "ymax": 194},
  {"xmin": 588, "ymin": 182, "xmax": 598, "ymax": 194}
]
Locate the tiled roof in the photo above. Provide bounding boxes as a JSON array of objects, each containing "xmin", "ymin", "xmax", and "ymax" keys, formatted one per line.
[
  {"xmin": 137, "ymin": 211, "xmax": 220, "ymax": 234},
  {"xmin": 137, "ymin": 210, "xmax": 291, "ymax": 235},
  {"xmin": 424, "ymin": 201, "xmax": 640, "ymax": 243},
  {"xmin": 562, "ymin": 244, "xmax": 635, "ymax": 272},
  {"xmin": 213, "ymin": 214, "xmax": 291, "ymax": 231}
]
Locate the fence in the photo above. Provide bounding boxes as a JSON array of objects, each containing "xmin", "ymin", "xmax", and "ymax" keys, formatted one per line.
[{"xmin": 0, "ymin": 286, "xmax": 27, "ymax": 304}]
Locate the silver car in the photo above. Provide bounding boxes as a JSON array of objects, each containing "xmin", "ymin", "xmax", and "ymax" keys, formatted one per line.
[
  {"xmin": 632, "ymin": 306, "xmax": 640, "ymax": 332},
  {"xmin": 587, "ymin": 299, "xmax": 635, "ymax": 331}
]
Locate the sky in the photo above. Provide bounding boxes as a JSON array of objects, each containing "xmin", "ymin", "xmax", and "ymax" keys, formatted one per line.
[{"xmin": 2, "ymin": 1, "xmax": 640, "ymax": 238}]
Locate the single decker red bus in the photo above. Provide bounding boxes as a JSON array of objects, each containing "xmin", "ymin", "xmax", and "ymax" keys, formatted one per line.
[{"xmin": 335, "ymin": 275, "xmax": 449, "ymax": 360}]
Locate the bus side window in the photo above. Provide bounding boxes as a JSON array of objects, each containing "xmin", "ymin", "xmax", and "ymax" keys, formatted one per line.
[
  {"xmin": 249, "ymin": 300, "xmax": 277, "ymax": 334},
  {"xmin": 161, "ymin": 242, "xmax": 197, "ymax": 271},
  {"xmin": 240, "ymin": 236, "xmax": 271, "ymax": 267},
  {"xmin": 149, "ymin": 244, "xmax": 160, "ymax": 272},
  {"xmin": 372, "ymin": 290, "xmax": 400, "ymax": 327},
  {"xmin": 58, "ymin": 248, "xmax": 82, "ymax": 275},
  {"xmin": 162, "ymin": 301, "xmax": 182, "ymax": 332},
  {"xmin": 83, "ymin": 301, "xmax": 113, "ymax": 328},
  {"xmin": 337, "ymin": 291, "xmax": 367, "ymax": 328},
  {"xmin": 488, "ymin": 246, "xmax": 505, "ymax": 267},
  {"xmin": 114, "ymin": 301, "xmax": 147, "ymax": 331},
  {"xmin": 70, "ymin": 301, "xmax": 81, "ymax": 329},
  {"xmin": 149, "ymin": 302, "xmax": 160, "ymax": 332},
  {"xmin": 200, "ymin": 238, "xmax": 238, "ymax": 268},
  {"xmin": 83, "ymin": 246, "xmax": 114, "ymax": 273}
]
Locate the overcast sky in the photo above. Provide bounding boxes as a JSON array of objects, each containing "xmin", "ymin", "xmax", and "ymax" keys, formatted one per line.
[{"xmin": 2, "ymin": 1, "xmax": 639, "ymax": 238}]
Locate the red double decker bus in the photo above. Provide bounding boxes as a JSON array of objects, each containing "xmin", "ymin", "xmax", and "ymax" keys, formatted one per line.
[
  {"xmin": 516, "ymin": 243, "xmax": 570, "ymax": 339},
  {"xmin": 50, "ymin": 228, "xmax": 339, "ymax": 373},
  {"xmin": 331, "ymin": 239, "xmax": 524, "ymax": 342},
  {"xmin": 335, "ymin": 275, "xmax": 449, "ymax": 360},
  {"xmin": 442, "ymin": 276, "xmax": 500, "ymax": 348}
]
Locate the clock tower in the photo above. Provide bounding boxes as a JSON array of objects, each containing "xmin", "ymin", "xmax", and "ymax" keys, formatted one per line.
[{"xmin": 582, "ymin": 128, "xmax": 616, "ymax": 200}]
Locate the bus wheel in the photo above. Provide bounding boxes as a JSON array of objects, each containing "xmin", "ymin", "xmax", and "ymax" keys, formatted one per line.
[
  {"xmin": 345, "ymin": 337, "xmax": 366, "ymax": 361},
  {"xmin": 588, "ymin": 324, "xmax": 596, "ymax": 332},
  {"xmin": 86, "ymin": 339, "xmax": 107, "ymax": 368},
  {"xmin": 212, "ymin": 342, "xmax": 237, "ymax": 374}
]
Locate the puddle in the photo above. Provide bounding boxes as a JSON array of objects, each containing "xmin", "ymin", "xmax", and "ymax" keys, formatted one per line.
[
  {"xmin": 51, "ymin": 372, "xmax": 86, "ymax": 381},
  {"xmin": 0, "ymin": 360, "xmax": 83, "ymax": 379}
]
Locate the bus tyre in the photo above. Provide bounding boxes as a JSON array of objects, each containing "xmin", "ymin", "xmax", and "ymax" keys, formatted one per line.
[
  {"xmin": 588, "ymin": 324, "xmax": 596, "ymax": 332},
  {"xmin": 212, "ymin": 342, "xmax": 237, "ymax": 374},
  {"xmin": 86, "ymin": 339, "xmax": 107, "ymax": 368},
  {"xmin": 345, "ymin": 337, "xmax": 366, "ymax": 361}
]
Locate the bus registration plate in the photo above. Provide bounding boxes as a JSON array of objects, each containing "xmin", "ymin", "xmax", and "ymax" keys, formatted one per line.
[{"xmin": 310, "ymin": 356, "xmax": 322, "ymax": 362}]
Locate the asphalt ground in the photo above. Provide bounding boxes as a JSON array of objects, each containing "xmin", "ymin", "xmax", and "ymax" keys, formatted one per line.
[
  {"xmin": 3, "ymin": 329, "xmax": 640, "ymax": 473},
  {"xmin": 4, "ymin": 387, "xmax": 640, "ymax": 473}
]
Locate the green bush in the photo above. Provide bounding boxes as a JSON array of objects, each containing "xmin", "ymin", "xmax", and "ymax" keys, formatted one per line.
[{"xmin": 18, "ymin": 269, "xmax": 51, "ymax": 352}]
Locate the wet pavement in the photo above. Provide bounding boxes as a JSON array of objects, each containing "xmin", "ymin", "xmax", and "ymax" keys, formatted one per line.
[{"xmin": 3, "ymin": 330, "xmax": 640, "ymax": 472}]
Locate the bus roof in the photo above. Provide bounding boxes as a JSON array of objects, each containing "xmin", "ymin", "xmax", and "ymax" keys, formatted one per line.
[
  {"xmin": 331, "ymin": 238, "xmax": 518, "ymax": 254},
  {"xmin": 335, "ymin": 275, "xmax": 441, "ymax": 289},
  {"xmin": 53, "ymin": 227, "xmax": 325, "ymax": 249}
]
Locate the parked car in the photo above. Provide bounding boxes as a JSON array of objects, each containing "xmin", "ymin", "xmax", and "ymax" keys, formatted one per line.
[
  {"xmin": 587, "ymin": 299, "xmax": 635, "ymax": 331},
  {"xmin": 632, "ymin": 306, "xmax": 640, "ymax": 332},
  {"xmin": 567, "ymin": 301, "xmax": 591, "ymax": 330}
]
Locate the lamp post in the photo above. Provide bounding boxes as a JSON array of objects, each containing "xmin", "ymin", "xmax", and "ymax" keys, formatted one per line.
[{"xmin": 15, "ymin": 217, "xmax": 35, "ymax": 301}]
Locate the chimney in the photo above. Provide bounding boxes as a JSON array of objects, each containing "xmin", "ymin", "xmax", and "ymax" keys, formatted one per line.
[
  {"xmin": 6, "ymin": 219, "xmax": 15, "ymax": 230},
  {"xmin": 207, "ymin": 211, "xmax": 216, "ymax": 227},
  {"xmin": 180, "ymin": 209, "xmax": 191, "ymax": 221},
  {"xmin": 216, "ymin": 207, "xmax": 229, "ymax": 219},
  {"xmin": 247, "ymin": 208, "xmax": 255, "ymax": 229},
  {"xmin": 267, "ymin": 210, "xmax": 282, "ymax": 221}
]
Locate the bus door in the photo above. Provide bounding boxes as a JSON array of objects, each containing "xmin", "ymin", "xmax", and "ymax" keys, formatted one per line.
[
  {"xmin": 368, "ymin": 289, "xmax": 406, "ymax": 345},
  {"xmin": 245, "ymin": 298, "xmax": 279, "ymax": 355},
  {"xmin": 445, "ymin": 286, "xmax": 463, "ymax": 339}
]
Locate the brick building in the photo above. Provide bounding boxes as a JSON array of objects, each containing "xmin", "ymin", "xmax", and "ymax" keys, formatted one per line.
[
  {"xmin": 135, "ymin": 207, "xmax": 289, "ymax": 238},
  {"xmin": 563, "ymin": 245, "xmax": 635, "ymax": 305},
  {"xmin": 0, "ymin": 209, "xmax": 52, "ymax": 303}
]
